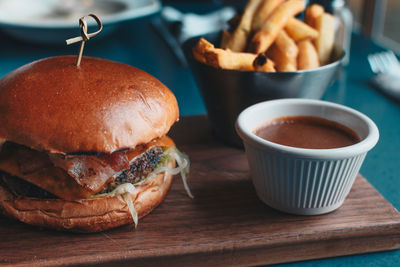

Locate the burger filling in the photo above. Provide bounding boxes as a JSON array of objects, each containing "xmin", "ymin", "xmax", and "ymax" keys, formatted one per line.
[
  {"xmin": 0, "ymin": 136, "xmax": 192, "ymax": 200},
  {"xmin": 0, "ymin": 146, "xmax": 164, "ymax": 198}
]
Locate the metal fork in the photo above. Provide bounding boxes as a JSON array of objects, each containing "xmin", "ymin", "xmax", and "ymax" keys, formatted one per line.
[{"xmin": 368, "ymin": 50, "xmax": 400, "ymax": 75}]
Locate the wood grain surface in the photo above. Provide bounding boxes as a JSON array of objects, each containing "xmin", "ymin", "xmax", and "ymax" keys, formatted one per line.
[{"xmin": 0, "ymin": 116, "xmax": 399, "ymax": 266}]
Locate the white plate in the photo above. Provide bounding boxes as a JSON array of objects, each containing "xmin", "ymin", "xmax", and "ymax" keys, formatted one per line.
[{"xmin": 0, "ymin": 0, "xmax": 161, "ymax": 44}]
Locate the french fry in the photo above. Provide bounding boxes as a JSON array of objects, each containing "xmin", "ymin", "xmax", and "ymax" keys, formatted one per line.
[
  {"xmin": 192, "ymin": 38, "xmax": 214, "ymax": 64},
  {"xmin": 314, "ymin": 13, "xmax": 335, "ymax": 65},
  {"xmin": 274, "ymin": 30, "xmax": 298, "ymax": 60},
  {"xmin": 268, "ymin": 44, "xmax": 297, "ymax": 72},
  {"xmin": 224, "ymin": 0, "xmax": 263, "ymax": 52},
  {"xmin": 285, "ymin": 18, "xmax": 319, "ymax": 42},
  {"xmin": 305, "ymin": 4, "xmax": 324, "ymax": 28},
  {"xmin": 253, "ymin": 54, "xmax": 276, "ymax": 72},
  {"xmin": 251, "ymin": 0, "xmax": 284, "ymax": 32},
  {"xmin": 193, "ymin": 38, "xmax": 258, "ymax": 71},
  {"xmin": 205, "ymin": 50, "xmax": 257, "ymax": 71},
  {"xmin": 297, "ymin": 39, "xmax": 320, "ymax": 70},
  {"xmin": 198, "ymin": 0, "xmax": 332, "ymax": 72},
  {"xmin": 250, "ymin": 0, "xmax": 305, "ymax": 54}
]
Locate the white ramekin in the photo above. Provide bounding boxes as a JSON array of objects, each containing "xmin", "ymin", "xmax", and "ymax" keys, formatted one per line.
[{"xmin": 235, "ymin": 99, "xmax": 379, "ymax": 215}]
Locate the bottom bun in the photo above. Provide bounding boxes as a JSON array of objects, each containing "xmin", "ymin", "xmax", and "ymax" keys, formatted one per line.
[{"xmin": 0, "ymin": 160, "xmax": 175, "ymax": 232}]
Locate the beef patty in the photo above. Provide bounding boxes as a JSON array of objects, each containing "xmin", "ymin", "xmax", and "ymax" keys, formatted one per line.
[{"xmin": 101, "ymin": 147, "xmax": 163, "ymax": 193}]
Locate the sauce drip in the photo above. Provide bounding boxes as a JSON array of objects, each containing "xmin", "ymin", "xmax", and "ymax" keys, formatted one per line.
[{"xmin": 254, "ymin": 116, "xmax": 360, "ymax": 149}]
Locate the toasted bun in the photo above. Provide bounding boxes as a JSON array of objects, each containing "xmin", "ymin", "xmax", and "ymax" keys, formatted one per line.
[
  {"xmin": 0, "ymin": 160, "xmax": 175, "ymax": 232},
  {"xmin": 0, "ymin": 56, "xmax": 179, "ymax": 153}
]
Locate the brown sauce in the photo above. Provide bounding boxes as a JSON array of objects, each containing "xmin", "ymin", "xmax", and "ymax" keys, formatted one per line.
[{"xmin": 253, "ymin": 116, "xmax": 360, "ymax": 149}]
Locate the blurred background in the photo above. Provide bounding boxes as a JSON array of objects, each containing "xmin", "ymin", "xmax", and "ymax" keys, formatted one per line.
[{"xmin": 347, "ymin": 0, "xmax": 400, "ymax": 52}]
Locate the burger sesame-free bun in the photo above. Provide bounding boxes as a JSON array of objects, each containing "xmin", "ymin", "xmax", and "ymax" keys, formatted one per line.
[
  {"xmin": 0, "ymin": 160, "xmax": 175, "ymax": 232},
  {"xmin": 0, "ymin": 56, "xmax": 179, "ymax": 153}
]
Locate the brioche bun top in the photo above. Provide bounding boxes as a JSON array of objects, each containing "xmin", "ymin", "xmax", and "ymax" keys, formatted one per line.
[{"xmin": 0, "ymin": 56, "xmax": 179, "ymax": 153}]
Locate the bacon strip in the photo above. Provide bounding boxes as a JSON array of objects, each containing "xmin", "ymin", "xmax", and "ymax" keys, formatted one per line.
[{"xmin": 49, "ymin": 152, "xmax": 129, "ymax": 193}]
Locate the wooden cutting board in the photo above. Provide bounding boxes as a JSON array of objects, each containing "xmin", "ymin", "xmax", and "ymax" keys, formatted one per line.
[{"xmin": 1, "ymin": 116, "xmax": 399, "ymax": 266}]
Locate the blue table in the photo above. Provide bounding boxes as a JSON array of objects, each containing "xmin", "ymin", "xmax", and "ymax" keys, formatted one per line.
[{"xmin": 0, "ymin": 4, "xmax": 398, "ymax": 266}]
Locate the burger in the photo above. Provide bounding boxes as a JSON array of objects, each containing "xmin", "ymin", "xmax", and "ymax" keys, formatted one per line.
[{"xmin": 0, "ymin": 56, "xmax": 192, "ymax": 232}]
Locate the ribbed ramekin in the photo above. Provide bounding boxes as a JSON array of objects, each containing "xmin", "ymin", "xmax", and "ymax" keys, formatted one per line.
[{"xmin": 235, "ymin": 99, "xmax": 379, "ymax": 215}]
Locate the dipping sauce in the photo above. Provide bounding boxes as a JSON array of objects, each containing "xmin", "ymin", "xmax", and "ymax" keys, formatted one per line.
[{"xmin": 253, "ymin": 116, "xmax": 360, "ymax": 149}]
